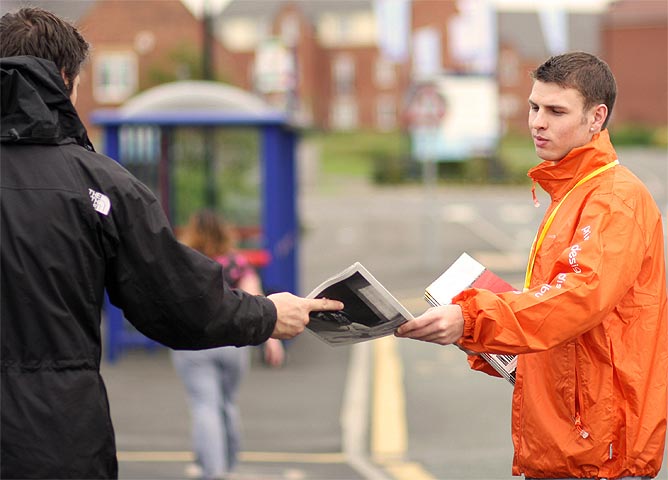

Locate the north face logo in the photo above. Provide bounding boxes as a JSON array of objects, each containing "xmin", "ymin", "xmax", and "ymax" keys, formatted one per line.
[{"xmin": 89, "ymin": 188, "xmax": 111, "ymax": 216}]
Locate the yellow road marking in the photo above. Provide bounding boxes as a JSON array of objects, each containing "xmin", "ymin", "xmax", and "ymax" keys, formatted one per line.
[
  {"xmin": 117, "ymin": 451, "xmax": 193, "ymax": 462},
  {"xmin": 117, "ymin": 450, "xmax": 346, "ymax": 464},
  {"xmin": 241, "ymin": 451, "xmax": 346, "ymax": 464},
  {"xmin": 384, "ymin": 461, "xmax": 438, "ymax": 480},
  {"xmin": 372, "ymin": 335, "xmax": 407, "ymax": 460},
  {"xmin": 372, "ymin": 335, "xmax": 437, "ymax": 480}
]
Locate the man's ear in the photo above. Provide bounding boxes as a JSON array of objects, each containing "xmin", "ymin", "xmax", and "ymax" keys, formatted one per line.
[
  {"xmin": 591, "ymin": 103, "xmax": 608, "ymax": 131},
  {"xmin": 59, "ymin": 68, "xmax": 69, "ymax": 87}
]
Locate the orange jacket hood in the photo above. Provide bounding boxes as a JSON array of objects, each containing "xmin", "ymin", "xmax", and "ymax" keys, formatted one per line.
[
  {"xmin": 455, "ymin": 131, "xmax": 668, "ymax": 478},
  {"xmin": 528, "ymin": 130, "xmax": 618, "ymax": 201}
]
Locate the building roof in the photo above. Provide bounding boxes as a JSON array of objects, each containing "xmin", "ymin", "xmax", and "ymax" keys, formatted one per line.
[
  {"xmin": 604, "ymin": 0, "xmax": 668, "ymax": 27},
  {"xmin": 0, "ymin": 0, "xmax": 97, "ymax": 22},
  {"xmin": 498, "ymin": 11, "xmax": 547, "ymax": 59},
  {"xmin": 221, "ymin": 0, "xmax": 373, "ymax": 22},
  {"xmin": 498, "ymin": 10, "xmax": 601, "ymax": 60},
  {"xmin": 568, "ymin": 13, "xmax": 602, "ymax": 54}
]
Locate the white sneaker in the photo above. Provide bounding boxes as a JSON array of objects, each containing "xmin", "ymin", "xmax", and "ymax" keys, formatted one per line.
[{"xmin": 184, "ymin": 462, "xmax": 203, "ymax": 478}]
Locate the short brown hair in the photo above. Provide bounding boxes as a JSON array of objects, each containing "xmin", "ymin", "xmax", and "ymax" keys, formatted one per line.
[
  {"xmin": 532, "ymin": 51, "xmax": 616, "ymax": 128},
  {"xmin": 0, "ymin": 7, "xmax": 89, "ymax": 94}
]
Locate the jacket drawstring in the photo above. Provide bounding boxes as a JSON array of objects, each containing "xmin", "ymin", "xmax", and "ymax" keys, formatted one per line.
[{"xmin": 531, "ymin": 181, "xmax": 541, "ymax": 208}]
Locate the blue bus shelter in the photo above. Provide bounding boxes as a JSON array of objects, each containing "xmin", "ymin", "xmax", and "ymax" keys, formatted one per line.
[{"xmin": 91, "ymin": 81, "xmax": 299, "ymax": 362}]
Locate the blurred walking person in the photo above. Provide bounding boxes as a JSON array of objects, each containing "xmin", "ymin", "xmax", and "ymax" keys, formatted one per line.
[{"xmin": 173, "ymin": 210, "xmax": 285, "ymax": 479}]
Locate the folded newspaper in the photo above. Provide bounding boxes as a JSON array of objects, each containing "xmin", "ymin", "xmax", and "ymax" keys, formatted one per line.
[
  {"xmin": 425, "ymin": 253, "xmax": 518, "ymax": 385},
  {"xmin": 306, "ymin": 262, "xmax": 413, "ymax": 346}
]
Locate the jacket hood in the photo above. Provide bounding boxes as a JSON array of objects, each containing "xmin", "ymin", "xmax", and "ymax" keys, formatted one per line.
[
  {"xmin": 527, "ymin": 130, "xmax": 618, "ymax": 202},
  {"xmin": 0, "ymin": 55, "xmax": 92, "ymax": 148}
]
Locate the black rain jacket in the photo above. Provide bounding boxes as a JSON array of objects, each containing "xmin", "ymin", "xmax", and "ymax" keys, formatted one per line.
[{"xmin": 0, "ymin": 56, "xmax": 277, "ymax": 479}]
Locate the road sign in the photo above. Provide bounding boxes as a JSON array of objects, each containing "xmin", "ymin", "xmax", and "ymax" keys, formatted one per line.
[{"xmin": 404, "ymin": 82, "xmax": 447, "ymax": 128}]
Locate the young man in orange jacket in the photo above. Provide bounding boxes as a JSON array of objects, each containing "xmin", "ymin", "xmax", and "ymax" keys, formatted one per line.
[{"xmin": 397, "ymin": 52, "xmax": 667, "ymax": 480}]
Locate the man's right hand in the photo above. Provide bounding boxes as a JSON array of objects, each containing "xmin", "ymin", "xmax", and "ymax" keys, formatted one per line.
[
  {"xmin": 394, "ymin": 304, "xmax": 465, "ymax": 345},
  {"xmin": 267, "ymin": 293, "xmax": 344, "ymax": 339}
]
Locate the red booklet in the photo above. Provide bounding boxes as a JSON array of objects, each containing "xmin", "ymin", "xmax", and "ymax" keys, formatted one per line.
[{"xmin": 425, "ymin": 253, "xmax": 518, "ymax": 385}]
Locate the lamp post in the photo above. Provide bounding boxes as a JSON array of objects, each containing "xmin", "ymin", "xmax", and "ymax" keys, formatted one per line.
[
  {"xmin": 200, "ymin": 0, "xmax": 223, "ymax": 208},
  {"xmin": 202, "ymin": 0, "xmax": 215, "ymax": 81}
]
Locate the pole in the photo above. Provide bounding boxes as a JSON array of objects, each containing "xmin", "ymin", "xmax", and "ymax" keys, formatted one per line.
[
  {"xmin": 201, "ymin": 0, "xmax": 216, "ymax": 209},
  {"xmin": 202, "ymin": 0, "xmax": 214, "ymax": 81},
  {"xmin": 422, "ymin": 155, "xmax": 439, "ymax": 268}
]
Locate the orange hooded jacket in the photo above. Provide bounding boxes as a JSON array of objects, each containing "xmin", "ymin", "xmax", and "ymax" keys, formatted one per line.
[{"xmin": 454, "ymin": 130, "xmax": 668, "ymax": 479}]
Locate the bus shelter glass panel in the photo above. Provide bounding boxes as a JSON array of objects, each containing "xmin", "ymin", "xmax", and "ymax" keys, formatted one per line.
[
  {"xmin": 171, "ymin": 127, "xmax": 261, "ymax": 246},
  {"xmin": 119, "ymin": 126, "xmax": 162, "ymax": 196}
]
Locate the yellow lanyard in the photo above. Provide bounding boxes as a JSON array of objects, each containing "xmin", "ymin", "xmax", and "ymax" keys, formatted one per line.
[{"xmin": 523, "ymin": 160, "xmax": 619, "ymax": 291}]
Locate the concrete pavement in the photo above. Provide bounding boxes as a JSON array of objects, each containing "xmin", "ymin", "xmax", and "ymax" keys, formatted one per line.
[{"xmin": 102, "ymin": 336, "xmax": 367, "ymax": 480}]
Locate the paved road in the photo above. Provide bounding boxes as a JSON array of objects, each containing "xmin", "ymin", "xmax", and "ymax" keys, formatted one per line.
[{"xmin": 102, "ymin": 147, "xmax": 667, "ymax": 479}]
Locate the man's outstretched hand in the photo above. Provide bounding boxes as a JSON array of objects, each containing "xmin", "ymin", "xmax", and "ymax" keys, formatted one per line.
[
  {"xmin": 267, "ymin": 293, "xmax": 344, "ymax": 339},
  {"xmin": 395, "ymin": 304, "xmax": 465, "ymax": 345}
]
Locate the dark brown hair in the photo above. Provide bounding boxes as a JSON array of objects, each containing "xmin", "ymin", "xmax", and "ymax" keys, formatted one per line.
[
  {"xmin": 532, "ymin": 51, "xmax": 616, "ymax": 128},
  {"xmin": 0, "ymin": 7, "xmax": 90, "ymax": 94}
]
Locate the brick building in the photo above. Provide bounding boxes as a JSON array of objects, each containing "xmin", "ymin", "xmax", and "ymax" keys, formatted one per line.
[
  {"xmin": 496, "ymin": 0, "xmax": 667, "ymax": 134},
  {"xmin": 1, "ymin": 0, "xmax": 233, "ymax": 141},
  {"xmin": 1, "ymin": 0, "xmax": 664, "ymax": 137},
  {"xmin": 216, "ymin": 0, "xmax": 461, "ymax": 131},
  {"xmin": 496, "ymin": 6, "xmax": 603, "ymax": 134},
  {"xmin": 602, "ymin": 0, "xmax": 668, "ymax": 127}
]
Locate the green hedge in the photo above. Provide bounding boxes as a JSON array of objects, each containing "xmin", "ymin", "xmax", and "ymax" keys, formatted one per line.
[{"xmin": 305, "ymin": 126, "xmax": 666, "ymax": 186}]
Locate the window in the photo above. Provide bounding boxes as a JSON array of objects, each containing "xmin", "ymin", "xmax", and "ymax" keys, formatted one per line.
[
  {"xmin": 499, "ymin": 93, "xmax": 521, "ymax": 119},
  {"xmin": 375, "ymin": 57, "xmax": 396, "ymax": 88},
  {"xmin": 93, "ymin": 51, "xmax": 138, "ymax": 104},
  {"xmin": 412, "ymin": 27, "xmax": 441, "ymax": 78},
  {"xmin": 281, "ymin": 14, "xmax": 299, "ymax": 47},
  {"xmin": 336, "ymin": 15, "xmax": 352, "ymax": 43},
  {"xmin": 221, "ymin": 18, "xmax": 262, "ymax": 51},
  {"xmin": 333, "ymin": 54, "xmax": 355, "ymax": 95},
  {"xmin": 498, "ymin": 51, "xmax": 520, "ymax": 87},
  {"xmin": 376, "ymin": 95, "xmax": 397, "ymax": 131},
  {"xmin": 318, "ymin": 12, "xmax": 376, "ymax": 47},
  {"xmin": 330, "ymin": 97, "xmax": 358, "ymax": 130}
]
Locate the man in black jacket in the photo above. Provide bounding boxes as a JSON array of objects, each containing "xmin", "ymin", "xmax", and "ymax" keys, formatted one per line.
[{"xmin": 0, "ymin": 7, "xmax": 342, "ymax": 478}]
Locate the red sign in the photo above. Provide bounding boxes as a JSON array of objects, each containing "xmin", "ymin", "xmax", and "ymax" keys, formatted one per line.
[{"xmin": 404, "ymin": 83, "xmax": 447, "ymax": 127}]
